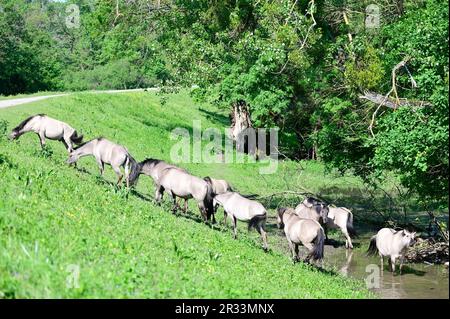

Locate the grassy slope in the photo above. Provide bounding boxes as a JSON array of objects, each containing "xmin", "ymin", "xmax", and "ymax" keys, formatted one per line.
[{"xmin": 0, "ymin": 91, "xmax": 371, "ymax": 298}]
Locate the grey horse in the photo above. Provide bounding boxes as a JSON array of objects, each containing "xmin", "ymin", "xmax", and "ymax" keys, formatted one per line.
[
  {"xmin": 155, "ymin": 167, "xmax": 215, "ymax": 222},
  {"xmin": 130, "ymin": 158, "xmax": 186, "ymax": 207},
  {"xmin": 298, "ymin": 197, "xmax": 356, "ymax": 248},
  {"xmin": 294, "ymin": 199, "xmax": 329, "ymax": 225},
  {"xmin": 9, "ymin": 114, "xmax": 83, "ymax": 152},
  {"xmin": 66, "ymin": 137, "xmax": 139, "ymax": 187},
  {"xmin": 277, "ymin": 207, "xmax": 325, "ymax": 263},
  {"xmin": 204, "ymin": 177, "xmax": 232, "ymax": 194},
  {"xmin": 367, "ymin": 228, "xmax": 416, "ymax": 274},
  {"xmin": 213, "ymin": 192, "xmax": 268, "ymax": 251}
]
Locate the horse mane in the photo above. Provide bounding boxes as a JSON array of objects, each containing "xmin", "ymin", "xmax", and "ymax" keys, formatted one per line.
[
  {"xmin": 140, "ymin": 158, "xmax": 162, "ymax": 166},
  {"xmin": 12, "ymin": 114, "xmax": 45, "ymax": 132},
  {"xmin": 277, "ymin": 207, "xmax": 288, "ymax": 215},
  {"xmin": 204, "ymin": 176, "xmax": 212, "ymax": 183},
  {"xmin": 73, "ymin": 137, "xmax": 102, "ymax": 150}
]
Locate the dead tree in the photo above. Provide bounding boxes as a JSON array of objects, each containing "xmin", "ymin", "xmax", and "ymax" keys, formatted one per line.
[
  {"xmin": 359, "ymin": 56, "xmax": 429, "ymax": 137},
  {"xmin": 230, "ymin": 101, "xmax": 254, "ymax": 154}
]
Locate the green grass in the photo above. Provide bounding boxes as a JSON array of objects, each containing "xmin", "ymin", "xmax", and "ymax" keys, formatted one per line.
[{"xmin": 0, "ymin": 91, "xmax": 373, "ymax": 298}]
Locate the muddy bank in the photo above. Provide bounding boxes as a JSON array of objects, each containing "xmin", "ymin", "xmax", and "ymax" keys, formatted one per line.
[{"xmin": 406, "ymin": 238, "xmax": 449, "ymax": 264}]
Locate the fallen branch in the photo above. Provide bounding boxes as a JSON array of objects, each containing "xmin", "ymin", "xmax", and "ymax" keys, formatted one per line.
[
  {"xmin": 360, "ymin": 91, "xmax": 430, "ymax": 109},
  {"xmin": 363, "ymin": 56, "xmax": 429, "ymax": 137}
]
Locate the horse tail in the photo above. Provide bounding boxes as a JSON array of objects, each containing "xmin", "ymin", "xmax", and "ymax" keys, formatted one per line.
[
  {"xmin": 248, "ymin": 213, "xmax": 266, "ymax": 231},
  {"xmin": 126, "ymin": 154, "xmax": 141, "ymax": 186},
  {"xmin": 203, "ymin": 176, "xmax": 215, "ymax": 221},
  {"xmin": 346, "ymin": 211, "xmax": 357, "ymax": 238},
  {"xmin": 367, "ymin": 235, "xmax": 378, "ymax": 256},
  {"xmin": 309, "ymin": 227, "xmax": 325, "ymax": 261},
  {"xmin": 70, "ymin": 130, "xmax": 84, "ymax": 144}
]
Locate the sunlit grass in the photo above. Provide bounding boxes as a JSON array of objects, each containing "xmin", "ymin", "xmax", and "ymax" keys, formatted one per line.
[{"xmin": 0, "ymin": 91, "xmax": 373, "ymax": 298}]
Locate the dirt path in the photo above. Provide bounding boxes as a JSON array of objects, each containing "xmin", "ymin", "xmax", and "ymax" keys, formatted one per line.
[{"xmin": 0, "ymin": 88, "xmax": 158, "ymax": 110}]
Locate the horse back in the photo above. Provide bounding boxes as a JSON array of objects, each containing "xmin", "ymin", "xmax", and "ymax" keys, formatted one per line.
[{"xmin": 376, "ymin": 228, "xmax": 401, "ymax": 256}]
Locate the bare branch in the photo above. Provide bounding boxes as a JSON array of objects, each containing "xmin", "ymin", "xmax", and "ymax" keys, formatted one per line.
[{"xmin": 361, "ymin": 56, "xmax": 430, "ymax": 137}]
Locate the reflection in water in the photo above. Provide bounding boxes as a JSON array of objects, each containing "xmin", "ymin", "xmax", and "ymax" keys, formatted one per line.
[
  {"xmin": 324, "ymin": 244, "xmax": 449, "ymax": 299},
  {"xmin": 339, "ymin": 250, "xmax": 353, "ymax": 277}
]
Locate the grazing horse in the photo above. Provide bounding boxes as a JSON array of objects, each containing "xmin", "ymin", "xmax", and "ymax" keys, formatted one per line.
[
  {"xmin": 367, "ymin": 228, "xmax": 417, "ymax": 274},
  {"xmin": 203, "ymin": 177, "xmax": 232, "ymax": 195},
  {"xmin": 130, "ymin": 158, "xmax": 185, "ymax": 186},
  {"xmin": 277, "ymin": 207, "xmax": 325, "ymax": 263},
  {"xmin": 66, "ymin": 137, "xmax": 139, "ymax": 187},
  {"xmin": 9, "ymin": 114, "xmax": 83, "ymax": 152},
  {"xmin": 155, "ymin": 167, "xmax": 215, "ymax": 222},
  {"xmin": 294, "ymin": 199, "xmax": 329, "ymax": 225},
  {"xmin": 130, "ymin": 158, "xmax": 191, "ymax": 211},
  {"xmin": 213, "ymin": 192, "xmax": 268, "ymax": 251}
]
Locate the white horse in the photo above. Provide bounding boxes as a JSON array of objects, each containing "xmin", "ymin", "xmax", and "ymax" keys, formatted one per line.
[
  {"xmin": 66, "ymin": 137, "xmax": 139, "ymax": 187},
  {"xmin": 277, "ymin": 207, "xmax": 325, "ymax": 263},
  {"xmin": 9, "ymin": 114, "xmax": 83, "ymax": 152},
  {"xmin": 367, "ymin": 228, "xmax": 417, "ymax": 273},
  {"xmin": 213, "ymin": 192, "xmax": 268, "ymax": 251},
  {"xmin": 326, "ymin": 206, "xmax": 356, "ymax": 249}
]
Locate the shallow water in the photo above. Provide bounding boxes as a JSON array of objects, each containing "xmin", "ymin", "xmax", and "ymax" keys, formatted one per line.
[{"xmin": 323, "ymin": 244, "xmax": 449, "ymax": 299}]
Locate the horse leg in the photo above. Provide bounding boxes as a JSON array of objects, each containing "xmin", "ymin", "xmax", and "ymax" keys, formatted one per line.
[
  {"xmin": 232, "ymin": 216, "xmax": 238, "ymax": 239},
  {"xmin": 170, "ymin": 192, "xmax": 178, "ymax": 213},
  {"xmin": 62, "ymin": 140, "xmax": 76, "ymax": 167},
  {"xmin": 343, "ymin": 229, "xmax": 353, "ymax": 249},
  {"xmin": 287, "ymin": 238, "xmax": 296, "ymax": 262},
  {"xmin": 37, "ymin": 132, "xmax": 46, "ymax": 148},
  {"xmin": 380, "ymin": 254, "xmax": 384, "ymax": 274},
  {"xmin": 197, "ymin": 202, "xmax": 207, "ymax": 222},
  {"xmin": 96, "ymin": 159, "xmax": 104, "ymax": 176},
  {"xmin": 155, "ymin": 185, "xmax": 164, "ymax": 205},
  {"xmin": 389, "ymin": 256, "xmax": 396, "ymax": 273},
  {"xmin": 256, "ymin": 221, "xmax": 268, "ymax": 252},
  {"xmin": 61, "ymin": 139, "xmax": 70, "ymax": 152},
  {"xmin": 111, "ymin": 165, "xmax": 123, "ymax": 186},
  {"xmin": 303, "ymin": 243, "xmax": 314, "ymax": 264},
  {"xmin": 399, "ymin": 255, "xmax": 405, "ymax": 275},
  {"xmin": 294, "ymin": 244, "xmax": 300, "ymax": 261},
  {"xmin": 63, "ymin": 133, "xmax": 74, "ymax": 153},
  {"xmin": 183, "ymin": 199, "xmax": 188, "ymax": 213}
]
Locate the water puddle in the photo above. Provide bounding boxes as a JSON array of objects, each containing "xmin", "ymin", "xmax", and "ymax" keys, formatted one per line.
[{"xmin": 323, "ymin": 244, "xmax": 449, "ymax": 299}]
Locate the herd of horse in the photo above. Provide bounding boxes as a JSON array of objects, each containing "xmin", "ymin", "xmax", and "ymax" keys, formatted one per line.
[{"xmin": 8, "ymin": 113, "xmax": 417, "ymax": 273}]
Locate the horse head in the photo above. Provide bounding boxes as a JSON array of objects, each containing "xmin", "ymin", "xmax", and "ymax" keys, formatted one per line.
[
  {"xmin": 9, "ymin": 129, "xmax": 20, "ymax": 140},
  {"xmin": 402, "ymin": 230, "xmax": 417, "ymax": 247},
  {"xmin": 276, "ymin": 207, "xmax": 289, "ymax": 228},
  {"xmin": 66, "ymin": 148, "xmax": 83, "ymax": 164},
  {"xmin": 314, "ymin": 203, "xmax": 329, "ymax": 224}
]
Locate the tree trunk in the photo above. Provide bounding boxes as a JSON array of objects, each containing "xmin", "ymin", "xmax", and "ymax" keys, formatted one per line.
[{"xmin": 230, "ymin": 101, "xmax": 254, "ymax": 154}]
